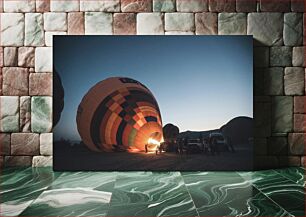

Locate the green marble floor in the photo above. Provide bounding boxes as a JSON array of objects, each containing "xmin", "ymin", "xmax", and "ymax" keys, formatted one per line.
[{"xmin": 0, "ymin": 167, "xmax": 305, "ymax": 216}]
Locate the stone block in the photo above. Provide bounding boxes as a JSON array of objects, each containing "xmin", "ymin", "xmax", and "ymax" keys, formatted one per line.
[
  {"xmin": 50, "ymin": 0, "xmax": 79, "ymax": 12},
  {"xmin": 254, "ymin": 102, "xmax": 271, "ymax": 137},
  {"xmin": 195, "ymin": 13, "xmax": 217, "ymax": 35},
  {"xmin": 11, "ymin": 133, "xmax": 39, "ymax": 155},
  {"xmin": 247, "ymin": 13, "xmax": 283, "ymax": 46},
  {"xmin": 272, "ymin": 96, "xmax": 293, "ymax": 133},
  {"xmin": 254, "ymin": 138, "xmax": 267, "ymax": 155},
  {"xmin": 32, "ymin": 156, "xmax": 52, "ymax": 167},
  {"xmin": 165, "ymin": 13, "xmax": 195, "ymax": 31},
  {"xmin": 2, "ymin": 67, "xmax": 29, "ymax": 96},
  {"xmin": 302, "ymin": 156, "xmax": 305, "ymax": 167},
  {"xmin": 25, "ymin": 13, "xmax": 44, "ymax": 46},
  {"xmin": 236, "ymin": 0, "xmax": 256, "ymax": 12},
  {"xmin": 80, "ymin": 0, "xmax": 120, "ymax": 12},
  {"xmin": 254, "ymin": 156, "xmax": 278, "ymax": 170},
  {"xmin": 68, "ymin": 12, "xmax": 84, "ymax": 35},
  {"xmin": 137, "ymin": 13, "xmax": 164, "ymax": 35},
  {"xmin": 270, "ymin": 46, "xmax": 292, "ymax": 67},
  {"xmin": 176, "ymin": 0, "xmax": 207, "ymax": 12},
  {"xmin": 29, "ymin": 73, "xmax": 52, "ymax": 96},
  {"xmin": 0, "ymin": 47, "xmax": 3, "ymax": 67},
  {"xmin": 0, "ymin": 69, "xmax": 2, "ymax": 95},
  {"xmin": 289, "ymin": 133, "xmax": 305, "ymax": 155},
  {"xmin": 294, "ymin": 114, "xmax": 306, "ymax": 132},
  {"xmin": 303, "ymin": 14, "xmax": 306, "ymax": 46},
  {"xmin": 5, "ymin": 156, "xmax": 32, "ymax": 167},
  {"xmin": 264, "ymin": 67, "xmax": 283, "ymax": 95},
  {"xmin": 0, "ymin": 157, "xmax": 3, "ymax": 168},
  {"xmin": 218, "ymin": 13, "xmax": 247, "ymax": 35},
  {"xmin": 284, "ymin": 13, "xmax": 303, "ymax": 46},
  {"xmin": 292, "ymin": 46, "xmax": 305, "ymax": 66},
  {"xmin": 279, "ymin": 156, "xmax": 301, "ymax": 167},
  {"xmin": 85, "ymin": 12, "xmax": 113, "ymax": 34},
  {"xmin": 165, "ymin": 31, "xmax": 195, "ymax": 35},
  {"xmin": 36, "ymin": 0, "xmax": 50, "ymax": 12},
  {"xmin": 3, "ymin": 0, "xmax": 35, "ymax": 12},
  {"xmin": 0, "ymin": 133, "xmax": 11, "ymax": 155},
  {"xmin": 40, "ymin": 133, "xmax": 52, "ymax": 155},
  {"xmin": 113, "ymin": 13, "xmax": 136, "ymax": 35},
  {"xmin": 284, "ymin": 67, "xmax": 305, "ymax": 95},
  {"xmin": 0, "ymin": 96, "xmax": 19, "ymax": 132},
  {"xmin": 4, "ymin": 47, "xmax": 18, "ymax": 66},
  {"xmin": 254, "ymin": 67, "xmax": 264, "ymax": 95},
  {"xmin": 260, "ymin": 0, "xmax": 290, "ymax": 12},
  {"xmin": 291, "ymin": 0, "xmax": 305, "ymax": 12},
  {"xmin": 44, "ymin": 12, "xmax": 67, "ymax": 31},
  {"xmin": 153, "ymin": 0, "xmax": 175, "ymax": 12},
  {"xmin": 294, "ymin": 96, "xmax": 305, "ymax": 113},
  {"xmin": 45, "ymin": 32, "xmax": 67, "ymax": 46},
  {"xmin": 20, "ymin": 96, "xmax": 31, "ymax": 132},
  {"xmin": 208, "ymin": 0, "xmax": 235, "ymax": 12},
  {"xmin": 268, "ymin": 136, "xmax": 288, "ymax": 155},
  {"xmin": 0, "ymin": 13, "xmax": 25, "ymax": 46},
  {"xmin": 35, "ymin": 47, "xmax": 52, "ymax": 72},
  {"xmin": 254, "ymin": 47, "xmax": 269, "ymax": 67},
  {"xmin": 121, "ymin": 0, "xmax": 152, "ymax": 12},
  {"xmin": 31, "ymin": 96, "xmax": 52, "ymax": 133},
  {"xmin": 18, "ymin": 47, "xmax": 35, "ymax": 67}
]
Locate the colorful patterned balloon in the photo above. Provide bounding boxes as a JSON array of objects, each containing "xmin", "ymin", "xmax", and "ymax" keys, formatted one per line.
[{"xmin": 76, "ymin": 77, "xmax": 163, "ymax": 152}]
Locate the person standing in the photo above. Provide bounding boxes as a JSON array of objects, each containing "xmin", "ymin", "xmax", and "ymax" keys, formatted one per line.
[
  {"xmin": 174, "ymin": 139, "xmax": 181, "ymax": 154},
  {"xmin": 227, "ymin": 136, "xmax": 235, "ymax": 152},
  {"xmin": 203, "ymin": 138, "xmax": 209, "ymax": 154},
  {"xmin": 209, "ymin": 136, "xmax": 215, "ymax": 155},
  {"xmin": 179, "ymin": 139, "xmax": 184, "ymax": 154},
  {"xmin": 214, "ymin": 137, "xmax": 220, "ymax": 155},
  {"xmin": 211, "ymin": 137, "xmax": 219, "ymax": 155},
  {"xmin": 199, "ymin": 133, "xmax": 204, "ymax": 153},
  {"xmin": 184, "ymin": 137, "xmax": 189, "ymax": 154},
  {"xmin": 159, "ymin": 143, "xmax": 163, "ymax": 154}
]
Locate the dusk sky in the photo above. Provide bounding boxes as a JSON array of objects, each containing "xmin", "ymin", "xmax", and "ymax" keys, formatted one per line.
[{"xmin": 53, "ymin": 36, "xmax": 253, "ymax": 141}]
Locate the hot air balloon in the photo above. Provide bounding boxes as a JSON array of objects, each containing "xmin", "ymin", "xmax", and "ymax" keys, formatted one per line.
[
  {"xmin": 162, "ymin": 123, "xmax": 179, "ymax": 152},
  {"xmin": 163, "ymin": 123, "xmax": 179, "ymax": 143},
  {"xmin": 53, "ymin": 68, "xmax": 64, "ymax": 127},
  {"xmin": 76, "ymin": 77, "xmax": 163, "ymax": 152}
]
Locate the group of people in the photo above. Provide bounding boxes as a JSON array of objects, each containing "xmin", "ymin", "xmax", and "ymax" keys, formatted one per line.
[
  {"xmin": 145, "ymin": 135, "xmax": 235, "ymax": 155},
  {"xmin": 175, "ymin": 136, "xmax": 235, "ymax": 155},
  {"xmin": 144, "ymin": 143, "xmax": 165, "ymax": 155}
]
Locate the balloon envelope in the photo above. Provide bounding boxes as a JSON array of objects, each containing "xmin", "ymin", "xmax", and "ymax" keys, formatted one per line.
[{"xmin": 76, "ymin": 77, "xmax": 163, "ymax": 152}]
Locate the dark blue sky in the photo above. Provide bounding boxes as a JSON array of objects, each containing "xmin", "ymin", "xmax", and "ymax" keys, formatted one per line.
[{"xmin": 53, "ymin": 36, "xmax": 253, "ymax": 141}]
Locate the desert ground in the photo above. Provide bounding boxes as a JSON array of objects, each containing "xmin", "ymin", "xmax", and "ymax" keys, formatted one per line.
[{"xmin": 54, "ymin": 143, "xmax": 253, "ymax": 171}]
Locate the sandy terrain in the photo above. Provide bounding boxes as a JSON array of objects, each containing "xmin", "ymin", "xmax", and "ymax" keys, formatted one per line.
[{"xmin": 54, "ymin": 143, "xmax": 253, "ymax": 171}]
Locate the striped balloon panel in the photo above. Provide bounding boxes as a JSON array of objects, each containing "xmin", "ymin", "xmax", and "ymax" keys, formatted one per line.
[{"xmin": 89, "ymin": 86, "xmax": 162, "ymax": 152}]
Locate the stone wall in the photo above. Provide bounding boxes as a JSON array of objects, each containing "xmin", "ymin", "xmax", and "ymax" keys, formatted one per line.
[{"xmin": 0, "ymin": 0, "xmax": 305, "ymax": 169}]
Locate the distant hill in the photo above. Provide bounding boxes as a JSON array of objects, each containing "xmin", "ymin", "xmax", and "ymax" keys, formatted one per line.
[
  {"xmin": 178, "ymin": 116, "xmax": 253, "ymax": 145},
  {"xmin": 220, "ymin": 116, "xmax": 253, "ymax": 145}
]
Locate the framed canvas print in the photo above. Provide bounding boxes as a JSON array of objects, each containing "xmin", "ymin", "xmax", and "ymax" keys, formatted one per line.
[{"xmin": 53, "ymin": 36, "xmax": 253, "ymax": 171}]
